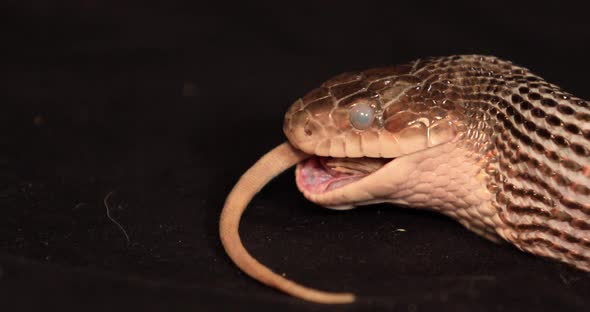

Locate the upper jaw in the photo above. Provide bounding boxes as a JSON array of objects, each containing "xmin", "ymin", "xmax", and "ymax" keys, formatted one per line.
[{"xmin": 285, "ymin": 125, "xmax": 461, "ymax": 159}]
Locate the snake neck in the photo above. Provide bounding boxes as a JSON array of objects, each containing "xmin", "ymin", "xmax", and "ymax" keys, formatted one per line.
[{"xmin": 411, "ymin": 55, "xmax": 590, "ymax": 269}]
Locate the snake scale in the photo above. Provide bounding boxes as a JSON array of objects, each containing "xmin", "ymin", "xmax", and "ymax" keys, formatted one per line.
[{"xmin": 220, "ymin": 55, "xmax": 590, "ymax": 304}]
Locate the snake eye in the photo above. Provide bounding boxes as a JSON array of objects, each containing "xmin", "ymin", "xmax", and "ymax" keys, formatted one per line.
[{"xmin": 349, "ymin": 102, "xmax": 375, "ymax": 130}]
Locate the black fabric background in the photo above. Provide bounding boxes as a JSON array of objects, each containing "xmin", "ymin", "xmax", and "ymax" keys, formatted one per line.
[{"xmin": 2, "ymin": 2, "xmax": 590, "ymax": 311}]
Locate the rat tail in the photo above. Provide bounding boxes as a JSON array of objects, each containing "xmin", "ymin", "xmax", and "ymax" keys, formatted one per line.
[{"xmin": 219, "ymin": 142, "xmax": 355, "ymax": 304}]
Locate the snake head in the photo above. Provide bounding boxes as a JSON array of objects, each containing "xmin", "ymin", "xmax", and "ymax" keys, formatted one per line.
[
  {"xmin": 283, "ymin": 64, "xmax": 467, "ymax": 158},
  {"xmin": 282, "ymin": 58, "xmax": 489, "ymax": 210}
]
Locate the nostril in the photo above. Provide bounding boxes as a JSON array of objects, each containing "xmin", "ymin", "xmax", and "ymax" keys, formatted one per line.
[
  {"xmin": 302, "ymin": 120, "xmax": 322, "ymax": 138},
  {"xmin": 304, "ymin": 123, "xmax": 313, "ymax": 136}
]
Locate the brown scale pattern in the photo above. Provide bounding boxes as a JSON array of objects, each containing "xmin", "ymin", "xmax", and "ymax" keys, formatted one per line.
[
  {"xmin": 466, "ymin": 94, "xmax": 590, "ymax": 171},
  {"xmin": 520, "ymin": 238, "xmax": 590, "ymax": 263},
  {"xmin": 383, "ymin": 55, "xmax": 590, "ymax": 270},
  {"xmin": 514, "ymin": 223, "xmax": 590, "ymax": 248},
  {"xmin": 462, "ymin": 90, "xmax": 586, "ymax": 180},
  {"xmin": 493, "ymin": 128, "xmax": 585, "ymax": 200},
  {"xmin": 506, "ymin": 204, "xmax": 590, "ymax": 231}
]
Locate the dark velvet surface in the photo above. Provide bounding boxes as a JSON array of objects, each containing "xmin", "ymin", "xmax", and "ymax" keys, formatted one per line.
[{"xmin": 2, "ymin": 2, "xmax": 590, "ymax": 311}]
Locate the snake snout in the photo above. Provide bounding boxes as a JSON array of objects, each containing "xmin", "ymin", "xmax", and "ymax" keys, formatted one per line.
[{"xmin": 283, "ymin": 106, "xmax": 319, "ymax": 153}]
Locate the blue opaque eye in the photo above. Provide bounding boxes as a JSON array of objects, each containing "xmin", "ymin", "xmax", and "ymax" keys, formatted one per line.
[{"xmin": 349, "ymin": 102, "xmax": 375, "ymax": 130}]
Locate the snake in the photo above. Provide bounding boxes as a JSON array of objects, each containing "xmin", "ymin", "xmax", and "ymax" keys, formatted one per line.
[{"xmin": 219, "ymin": 55, "xmax": 590, "ymax": 304}]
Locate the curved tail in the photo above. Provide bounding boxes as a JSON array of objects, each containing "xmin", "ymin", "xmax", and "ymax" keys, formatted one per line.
[{"xmin": 219, "ymin": 142, "xmax": 355, "ymax": 304}]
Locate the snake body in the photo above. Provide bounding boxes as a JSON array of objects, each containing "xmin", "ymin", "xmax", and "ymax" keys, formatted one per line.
[{"xmin": 220, "ymin": 55, "xmax": 590, "ymax": 304}]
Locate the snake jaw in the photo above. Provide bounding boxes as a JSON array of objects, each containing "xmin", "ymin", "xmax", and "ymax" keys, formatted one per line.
[
  {"xmin": 296, "ymin": 156, "xmax": 392, "ymax": 195},
  {"xmin": 293, "ymin": 138, "xmax": 493, "ymax": 216},
  {"xmin": 295, "ymin": 155, "xmax": 396, "ymax": 209}
]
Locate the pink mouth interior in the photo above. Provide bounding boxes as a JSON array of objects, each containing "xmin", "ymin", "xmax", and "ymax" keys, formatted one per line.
[
  {"xmin": 296, "ymin": 157, "xmax": 389, "ymax": 194},
  {"xmin": 297, "ymin": 157, "xmax": 361, "ymax": 194}
]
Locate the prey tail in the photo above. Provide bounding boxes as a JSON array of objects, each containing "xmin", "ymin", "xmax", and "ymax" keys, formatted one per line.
[{"xmin": 219, "ymin": 142, "xmax": 356, "ymax": 304}]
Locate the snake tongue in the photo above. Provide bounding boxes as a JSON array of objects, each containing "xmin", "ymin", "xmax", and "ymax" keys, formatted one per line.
[{"xmin": 297, "ymin": 157, "xmax": 391, "ymax": 194}]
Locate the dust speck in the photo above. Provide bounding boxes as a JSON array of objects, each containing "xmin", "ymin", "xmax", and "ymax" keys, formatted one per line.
[
  {"xmin": 33, "ymin": 115, "xmax": 45, "ymax": 127},
  {"xmin": 183, "ymin": 81, "xmax": 196, "ymax": 97}
]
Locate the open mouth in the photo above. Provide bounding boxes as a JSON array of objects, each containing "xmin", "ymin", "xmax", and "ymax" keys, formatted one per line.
[{"xmin": 296, "ymin": 156, "xmax": 393, "ymax": 194}]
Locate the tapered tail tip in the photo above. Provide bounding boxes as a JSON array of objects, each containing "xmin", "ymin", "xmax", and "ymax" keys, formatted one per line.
[
  {"xmin": 300, "ymin": 291, "xmax": 355, "ymax": 304},
  {"xmin": 324, "ymin": 293, "xmax": 356, "ymax": 304}
]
